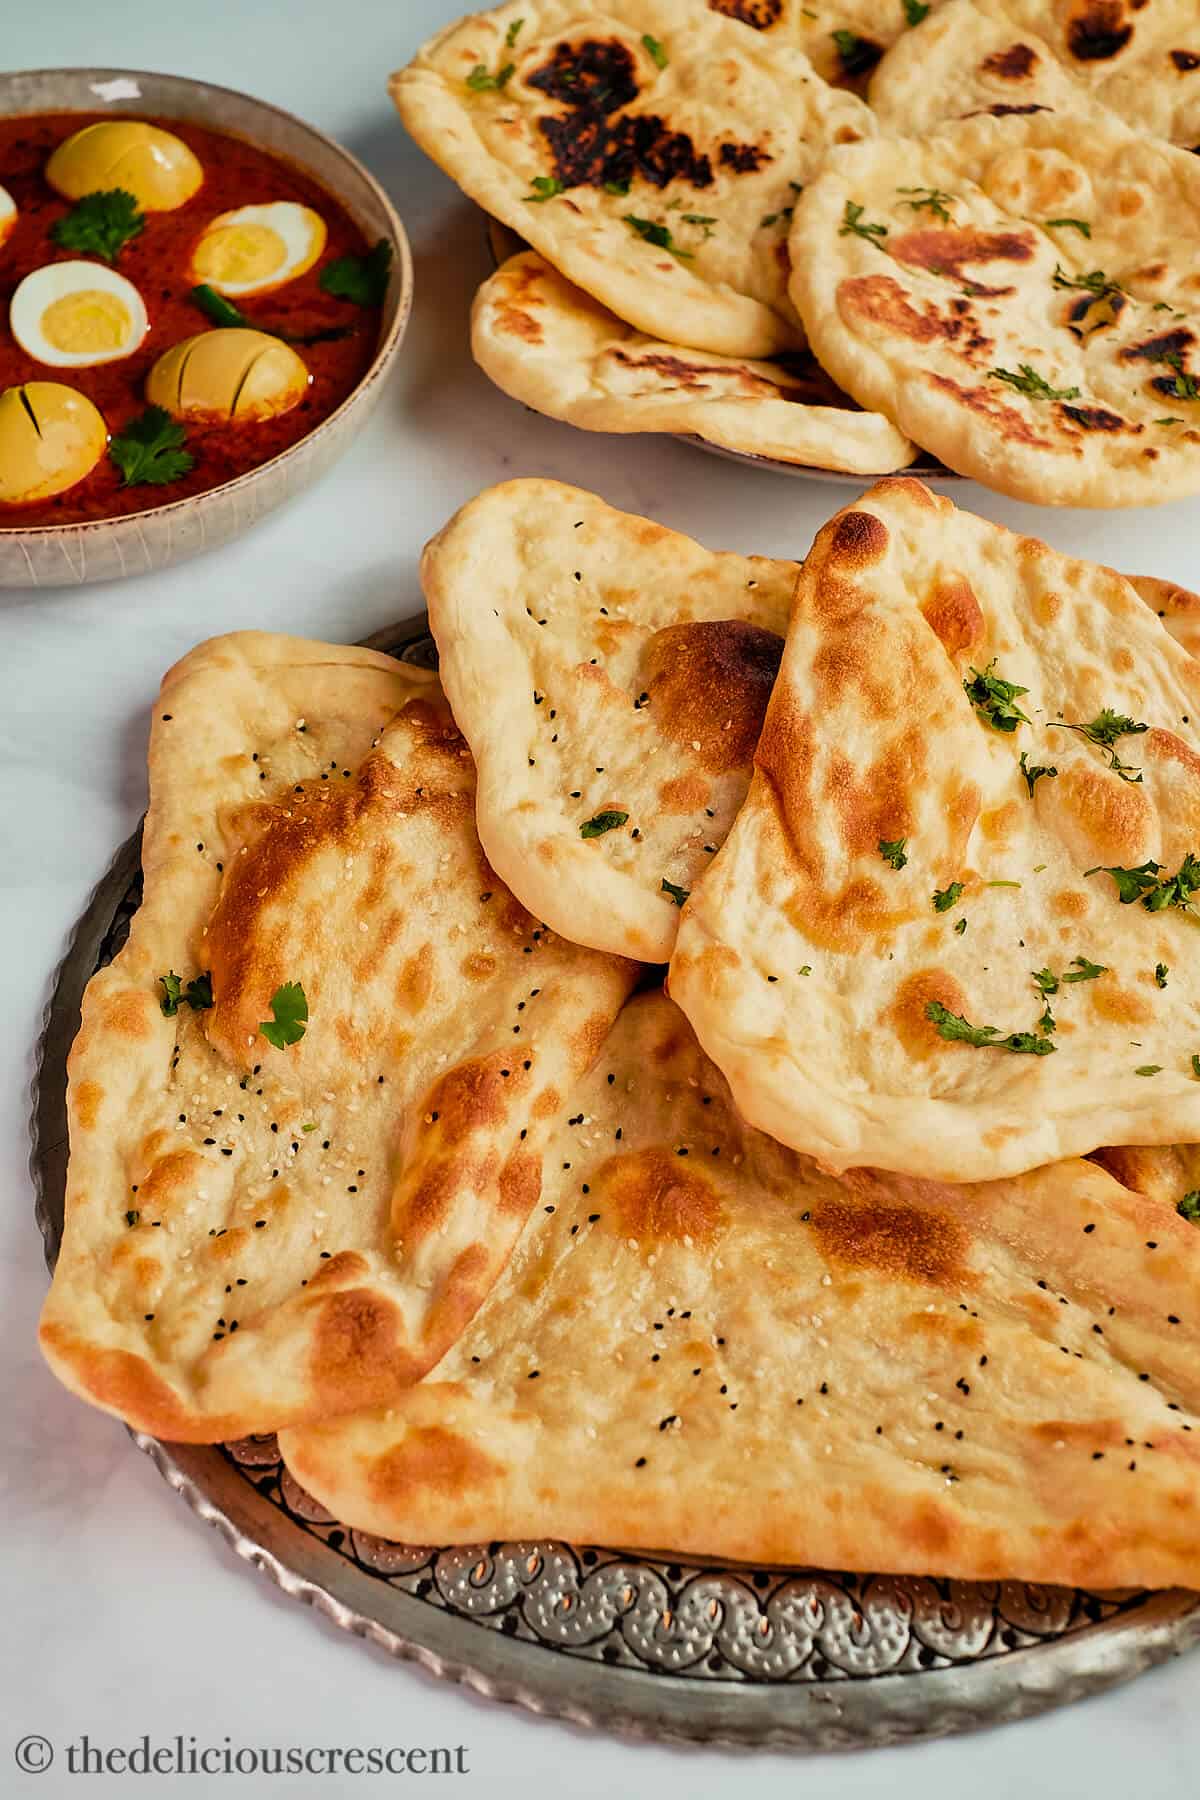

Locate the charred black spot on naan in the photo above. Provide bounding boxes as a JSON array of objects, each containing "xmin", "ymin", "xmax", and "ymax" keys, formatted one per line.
[
  {"xmin": 719, "ymin": 141, "xmax": 771, "ymax": 173},
  {"xmin": 1172, "ymin": 50, "xmax": 1200, "ymax": 73},
  {"xmin": 1065, "ymin": 3, "xmax": 1134, "ymax": 64},
  {"xmin": 1060, "ymin": 403, "xmax": 1135, "ymax": 432},
  {"xmin": 530, "ymin": 37, "xmax": 715, "ymax": 194},
  {"xmin": 709, "ymin": 0, "xmax": 783, "ymax": 27},
  {"xmin": 982, "ymin": 43, "xmax": 1041, "ymax": 79}
]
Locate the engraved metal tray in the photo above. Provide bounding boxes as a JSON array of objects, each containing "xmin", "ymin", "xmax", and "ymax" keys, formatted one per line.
[
  {"xmin": 481, "ymin": 217, "xmax": 964, "ymax": 486},
  {"xmin": 29, "ymin": 621, "xmax": 1200, "ymax": 1750}
]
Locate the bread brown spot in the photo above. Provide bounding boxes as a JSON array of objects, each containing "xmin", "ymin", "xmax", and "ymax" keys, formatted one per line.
[
  {"xmin": 532, "ymin": 1084, "xmax": 561, "ymax": 1119},
  {"xmin": 305, "ymin": 1250, "xmax": 369, "ymax": 1292},
  {"xmin": 838, "ymin": 275, "xmax": 993, "ymax": 355},
  {"xmin": 888, "ymin": 969, "xmax": 972, "ymax": 1060},
  {"xmin": 982, "ymin": 42, "xmax": 1039, "ymax": 78},
  {"xmin": 925, "ymin": 372, "xmax": 1054, "ymax": 447},
  {"xmin": 422, "ymin": 1241, "xmax": 493, "ymax": 1353},
  {"xmin": 73, "ymin": 1078, "xmax": 103, "ymax": 1131},
  {"xmin": 1092, "ymin": 983, "xmax": 1152, "ymax": 1027},
  {"xmin": 598, "ymin": 1146, "xmax": 725, "ymax": 1249},
  {"xmin": 709, "ymin": 0, "xmax": 782, "ymax": 27},
  {"xmin": 368, "ymin": 1424, "xmax": 502, "ymax": 1507},
  {"xmin": 1051, "ymin": 889, "xmax": 1089, "ymax": 917},
  {"xmin": 828, "ymin": 508, "xmax": 889, "ymax": 568},
  {"xmin": 1066, "ymin": 3, "xmax": 1133, "ymax": 62},
  {"xmin": 498, "ymin": 1149, "xmax": 541, "ymax": 1217},
  {"xmin": 398, "ymin": 943, "xmax": 435, "ymax": 1013},
  {"xmin": 460, "ymin": 951, "xmax": 497, "ymax": 981},
  {"xmin": 1060, "ymin": 403, "xmax": 1131, "ymax": 433},
  {"xmin": 892, "ymin": 227, "xmax": 1034, "ymax": 283},
  {"xmin": 496, "ymin": 306, "xmax": 543, "ymax": 344},
  {"xmin": 811, "ymin": 1198, "xmax": 968, "ymax": 1287},
  {"xmin": 826, "ymin": 731, "xmax": 926, "ymax": 856},
  {"xmin": 921, "ymin": 576, "xmax": 986, "ymax": 662},
  {"xmin": 1172, "ymin": 49, "xmax": 1200, "ymax": 72},
  {"xmin": 310, "ymin": 1288, "xmax": 418, "ymax": 1411},
  {"xmin": 658, "ymin": 772, "xmax": 711, "ymax": 813},
  {"xmin": 642, "ymin": 620, "xmax": 782, "ymax": 774}
]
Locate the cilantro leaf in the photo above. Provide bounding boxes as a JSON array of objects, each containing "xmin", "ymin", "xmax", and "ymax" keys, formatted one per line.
[
  {"xmin": 1194, "ymin": 1055, "xmax": 1200, "ymax": 1080},
  {"xmin": 963, "ymin": 661, "xmax": 1030, "ymax": 733},
  {"xmin": 642, "ymin": 32, "xmax": 669, "ymax": 67},
  {"xmin": 1051, "ymin": 263, "xmax": 1125, "ymax": 304},
  {"xmin": 831, "ymin": 29, "xmax": 880, "ymax": 75},
  {"xmin": 989, "ymin": 364, "xmax": 1081, "ymax": 402},
  {"xmin": 1063, "ymin": 956, "xmax": 1107, "ymax": 983},
  {"xmin": 51, "ymin": 187, "xmax": 145, "ymax": 262},
  {"xmin": 933, "ymin": 881, "xmax": 964, "ymax": 912},
  {"xmin": 1045, "ymin": 217, "xmax": 1091, "ymax": 238},
  {"xmin": 259, "ymin": 980, "xmax": 308, "ymax": 1050},
  {"xmin": 1032, "ymin": 968, "xmax": 1059, "ymax": 996},
  {"xmin": 954, "ymin": 917, "xmax": 967, "ymax": 935},
  {"xmin": 158, "ymin": 969, "xmax": 213, "ymax": 1016},
  {"xmin": 1136, "ymin": 1064, "xmax": 1163, "ymax": 1076},
  {"xmin": 580, "ymin": 810, "xmax": 628, "ymax": 838},
  {"xmin": 898, "ymin": 186, "xmax": 955, "ymax": 224},
  {"xmin": 903, "ymin": 0, "xmax": 929, "ymax": 22},
  {"xmin": 925, "ymin": 999, "xmax": 1057, "ymax": 1056},
  {"xmin": 1085, "ymin": 860, "xmax": 1164, "ymax": 905},
  {"xmin": 839, "ymin": 199, "xmax": 889, "ymax": 249},
  {"xmin": 1156, "ymin": 963, "xmax": 1169, "ymax": 989},
  {"xmin": 625, "ymin": 214, "xmax": 693, "ymax": 259},
  {"xmin": 110, "ymin": 407, "xmax": 195, "ymax": 488},
  {"xmin": 1146, "ymin": 850, "xmax": 1200, "ymax": 912},
  {"xmin": 125, "ymin": 1210, "xmax": 140, "ymax": 1227},
  {"xmin": 604, "ymin": 179, "xmax": 631, "ymax": 196},
  {"xmin": 525, "ymin": 176, "xmax": 565, "ymax": 203},
  {"xmin": 1178, "ymin": 1190, "xmax": 1200, "ymax": 1222},
  {"xmin": 1049, "ymin": 708, "xmax": 1147, "ymax": 783},
  {"xmin": 466, "ymin": 60, "xmax": 516, "ymax": 91},
  {"xmin": 1019, "ymin": 750, "xmax": 1058, "ymax": 796},
  {"xmin": 1159, "ymin": 351, "xmax": 1200, "ymax": 402},
  {"xmin": 878, "ymin": 837, "xmax": 908, "ymax": 870},
  {"xmin": 661, "ymin": 878, "xmax": 690, "ymax": 907},
  {"xmin": 505, "ymin": 17, "xmax": 524, "ymax": 47},
  {"xmin": 319, "ymin": 238, "xmax": 392, "ymax": 306}
]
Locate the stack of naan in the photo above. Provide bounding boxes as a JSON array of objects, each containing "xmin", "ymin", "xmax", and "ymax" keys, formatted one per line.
[
  {"xmin": 393, "ymin": 0, "xmax": 1200, "ymax": 503},
  {"xmin": 42, "ymin": 473, "xmax": 1200, "ymax": 1590}
]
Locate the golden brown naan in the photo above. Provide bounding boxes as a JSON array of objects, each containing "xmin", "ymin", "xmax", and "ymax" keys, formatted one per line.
[
  {"xmin": 788, "ymin": 106, "xmax": 1200, "ymax": 505},
  {"xmin": 392, "ymin": 0, "xmax": 875, "ymax": 357},
  {"xmin": 708, "ymin": 1, "xmax": 952, "ymax": 89},
  {"xmin": 40, "ymin": 633, "xmax": 634, "ymax": 1441},
  {"xmin": 472, "ymin": 248, "xmax": 918, "ymax": 471},
  {"xmin": 421, "ymin": 479, "xmax": 796, "ymax": 963},
  {"xmin": 670, "ymin": 479, "xmax": 1200, "ymax": 1181},
  {"xmin": 281, "ymin": 992, "xmax": 1200, "ymax": 1587}
]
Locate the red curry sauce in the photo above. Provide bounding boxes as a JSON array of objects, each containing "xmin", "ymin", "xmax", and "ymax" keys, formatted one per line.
[{"xmin": 0, "ymin": 112, "xmax": 381, "ymax": 527}]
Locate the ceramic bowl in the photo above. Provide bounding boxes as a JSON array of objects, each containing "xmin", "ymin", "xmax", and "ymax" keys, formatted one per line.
[{"xmin": 0, "ymin": 68, "xmax": 413, "ymax": 589}]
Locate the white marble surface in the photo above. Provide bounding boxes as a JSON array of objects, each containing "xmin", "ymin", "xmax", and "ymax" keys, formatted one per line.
[{"xmin": 4, "ymin": 3, "xmax": 1200, "ymax": 1794}]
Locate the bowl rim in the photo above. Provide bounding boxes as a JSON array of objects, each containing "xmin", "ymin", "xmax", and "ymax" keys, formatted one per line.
[{"xmin": 0, "ymin": 65, "xmax": 413, "ymax": 539}]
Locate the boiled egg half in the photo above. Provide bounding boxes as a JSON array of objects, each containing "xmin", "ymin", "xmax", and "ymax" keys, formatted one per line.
[
  {"xmin": 0, "ymin": 382, "xmax": 107, "ymax": 505},
  {"xmin": 190, "ymin": 202, "xmax": 327, "ymax": 296},
  {"xmin": 46, "ymin": 120, "xmax": 203, "ymax": 211},
  {"xmin": 0, "ymin": 184, "xmax": 16, "ymax": 249},
  {"xmin": 146, "ymin": 328, "xmax": 309, "ymax": 421},
  {"xmin": 10, "ymin": 262, "xmax": 149, "ymax": 368}
]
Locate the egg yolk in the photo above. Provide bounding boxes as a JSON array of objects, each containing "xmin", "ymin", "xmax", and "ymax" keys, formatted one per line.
[
  {"xmin": 146, "ymin": 328, "xmax": 309, "ymax": 422},
  {"xmin": 0, "ymin": 382, "xmax": 107, "ymax": 505},
  {"xmin": 194, "ymin": 224, "xmax": 287, "ymax": 288},
  {"xmin": 41, "ymin": 290, "xmax": 134, "ymax": 357},
  {"xmin": 46, "ymin": 120, "xmax": 203, "ymax": 212}
]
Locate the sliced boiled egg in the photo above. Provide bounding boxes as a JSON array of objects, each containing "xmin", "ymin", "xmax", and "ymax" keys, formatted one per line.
[
  {"xmin": 0, "ymin": 184, "xmax": 16, "ymax": 249},
  {"xmin": 0, "ymin": 382, "xmax": 107, "ymax": 504},
  {"xmin": 190, "ymin": 202, "xmax": 327, "ymax": 297},
  {"xmin": 146, "ymin": 328, "xmax": 309, "ymax": 422},
  {"xmin": 46, "ymin": 120, "xmax": 203, "ymax": 211},
  {"xmin": 10, "ymin": 262, "xmax": 148, "ymax": 368}
]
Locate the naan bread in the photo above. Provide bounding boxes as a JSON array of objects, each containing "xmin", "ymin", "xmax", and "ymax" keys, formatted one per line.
[
  {"xmin": 1092, "ymin": 1142, "xmax": 1200, "ymax": 1212},
  {"xmin": 670, "ymin": 479, "xmax": 1200, "ymax": 1182},
  {"xmin": 1129, "ymin": 573, "xmax": 1200, "ymax": 662},
  {"xmin": 40, "ymin": 633, "xmax": 634, "ymax": 1441},
  {"xmin": 708, "ymin": 1, "xmax": 951, "ymax": 89},
  {"xmin": 871, "ymin": 0, "xmax": 1200, "ymax": 149},
  {"xmin": 788, "ymin": 106, "xmax": 1200, "ymax": 505},
  {"xmin": 391, "ymin": 0, "xmax": 875, "ymax": 357},
  {"xmin": 421, "ymin": 479, "xmax": 796, "ymax": 963},
  {"xmin": 472, "ymin": 249, "xmax": 918, "ymax": 472},
  {"xmin": 281, "ymin": 992, "xmax": 1200, "ymax": 1587}
]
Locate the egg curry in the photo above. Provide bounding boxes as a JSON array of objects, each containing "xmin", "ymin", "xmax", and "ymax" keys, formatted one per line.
[{"xmin": 0, "ymin": 113, "xmax": 389, "ymax": 524}]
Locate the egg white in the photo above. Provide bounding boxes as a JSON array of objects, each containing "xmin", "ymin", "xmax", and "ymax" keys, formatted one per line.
[
  {"xmin": 0, "ymin": 184, "xmax": 16, "ymax": 248},
  {"xmin": 191, "ymin": 201, "xmax": 326, "ymax": 297},
  {"xmin": 10, "ymin": 261, "xmax": 148, "ymax": 368}
]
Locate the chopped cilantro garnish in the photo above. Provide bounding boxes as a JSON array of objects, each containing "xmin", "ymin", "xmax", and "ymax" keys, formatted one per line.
[
  {"xmin": 505, "ymin": 17, "xmax": 524, "ymax": 47},
  {"xmin": 1032, "ymin": 968, "xmax": 1059, "ymax": 996},
  {"xmin": 831, "ymin": 28, "xmax": 878, "ymax": 74},
  {"xmin": 624, "ymin": 215, "xmax": 692, "ymax": 259},
  {"xmin": 963, "ymin": 661, "xmax": 1030, "ymax": 733},
  {"xmin": 989, "ymin": 364, "xmax": 1081, "ymax": 401},
  {"xmin": 525, "ymin": 176, "xmax": 565, "ymax": 203},
  {"xmin": 682, "ymin": 213, "xmax": 717, "ymax": 240},
  {"xmin": 51, "ymin": 187, "xmax": 144, "ymax": 262},
  {"xmin": 1156, "ymin": 416, "xmax": 1186, "ymax": 425},
  {"xmin": 110, "ymin": 407, "xmax": 194, "ymax": 489},
  {"xmin": 1049, "ymin": 708, "xmax": 1147, "ymax": 783},
  {"xmin": 580, "ymin": 810, "xmax": 628, "ymax": 838},
  {"xmin": 1086, "ymin": 853, "xmax": 1200, "ymax": 912},
  {"xmin": 1085, "ymin": 859, "xmax": 1162, "ymax": 905},
  {"xmin": 661, "ymin": 878, "xmax": 690, "ymax": 907},
  {"xmin": 320, "ymin": 238, "xmax": 392, "ymax": 305},
  {"xmin": 925, "ymin": 999, "xmax": 1056, "ymax": 1056},
  {"xmin": 466, "ymin": 60, "xmax": 516, "ymax": 91},
  {"xmin": 902, "ymin": 0, "xmax": 929, "ymax": 22},
  {"xmin": 1178, "ymin": 1190, "xmax": 1200, "ymax": 1222},
  {"xmin": 897, "ymin": 186, "xmax": 955, "ymax": 223},
  {"xmin": 1156, "ymin": 962, "xmax": 1169, "ymax": 988},
  {"xmin": 158, "ymin": 970, "xmax": 213, "ymax": 1016},
  {"xmin": 259, "ymin": 980, "xmax": 308, "ymax": 1050},
  {"xmin": 125, "ymin": 1210, "xmax": 140, "ymax": 1228},
  {"xmin": 878, "ymin": 837, "xmax": 908, "ymax": 870},
  {"xmin": 1193, "ymin": 1055, "xmax": 1200, "ymax": 1080},
  {"xmin": 839, "ymin": 199, "xmax": 888, "ymax": 249},
  {"xmin": 1051, "ymin": 263, "xmax": 1125, "ymax": 303},
  {"xmin": 301, "ymin": 1122, "xmax": 320, "ymax": 1132},
  {"xmin": 954, "ymin": 917, "xmax": 967, "ymax": 935},
  {"xmin": 1019, "ymin": 750, "xmax": 1058, "ymax": 796},
  {"xmin": 1159, "ymin": 351, "xmax": 1200, "ymax": 402},
  {"xmin": 933, "ymin": 881, "xmax": 964, "ymax": 912},
  {"xmin": 642, "ymin": 32, "xmax": 668, "ymax": 67},
  {"xmin": 604, "ymin": 179, "xmax": 631, "ymax": 196},
  {"xmin": 1045, "ymin": 217, "xmax": 1091, "ymax": 238},
  {"xmin": 1135, "ymin": 1064, "xmax": 1163, "ymax": 1077},
  {"xmin": 1063, "ymin": 956, "xmax": 1107, "ymax": 983},
  {"xmin": 799, "ymin": 964, "xmax": 812, "ymax": 976}
]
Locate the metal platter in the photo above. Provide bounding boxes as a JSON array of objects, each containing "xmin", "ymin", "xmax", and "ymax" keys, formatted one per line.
[
  {"xmin": 481, "ymin": 217, "xmax": 964, "ymax": 487},
  {"xmin": 29, "ymin": 621, "xmax": 1200, "ymax": 1750}
]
